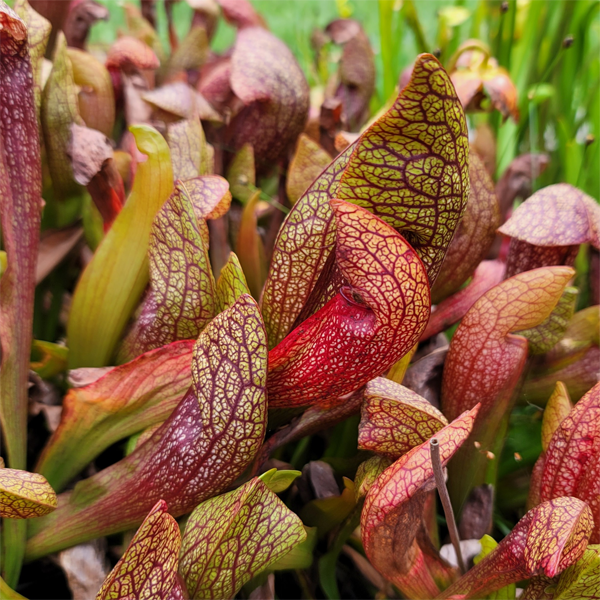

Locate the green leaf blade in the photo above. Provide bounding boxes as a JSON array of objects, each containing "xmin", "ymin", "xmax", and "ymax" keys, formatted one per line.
[
  {"xmin": 179, "ymin": 478, "xmax": 306, "ymax": 599},
  {"xmin": 67, "ymin": 124, "xmax": 174, "ymax": 368}
]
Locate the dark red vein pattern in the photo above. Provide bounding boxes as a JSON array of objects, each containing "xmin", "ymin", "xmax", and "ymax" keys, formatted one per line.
[
  {"xmin": 431, "ymin": 151, "xmax": 500, "ymax": 303},
  {"xmin": 267, "ymin": 200, "xmax": 430, "ymax": 408},
  {"xmin": 179, "ymin": 478, "xmax": 306, "ymax": 599},
  {"xmin": 0, "ymin": 469, "xmax": 57, "ymax": 519},
  {"xmin": 421, "ymin": 259, "xmax": 505, "ymax": 341},
  {"xmin": 182, "ymin": 175, "xmax": 231, "ymax": 221},
  {"xmin": 261, "ymin": 145, "xmax": 353, "ymax": 348},
  {"xmin": 337, "ymin": 54, "xmax": 469, "ymax": 285},
  {"xmin": 499, "ymin": 183, "xmax": 600, "ymax": 248},
  {"xmin": 442, "ymin": 268, "xmax": 574, "ymax": 418},
  {"xmin": 438, "ymin": 497, "xmax": 593, "ymax": 599},
  {"xmin": 361, "ymin": 407, "xmax": 478, "ymax": 600},
  {"xmin": 0, "ymin": 7, "xmax": 45, "ymax": 579},
  {"xmin": 358, "ymin": 377, "xmax": 448, "ymax": 459},
  {"xmin": 96, "ymin": 500, "xmax": 181, "ymax": 600},
  {"xmin": 263, "ymin": 55, "xmax": 468, "ymax": 348},
  {"xmin": 547, "ymin": 545, "xmax": 600, "ymax": 599},
  {"xmin": 119, "ymin": 183, "xmax": 216, "ymax": 362},
  {"xmin": 441, "ymin": 267, "xmax": 574, "ymax": 507},
  {"xmin": 505, "ymin": 240, "xmax": 580, "ymax": 279},
  {"xmin": 355, "ymin": 456, "xmax": 393, "ymax": 500},
  {"xmin": 536, "ymin": 383, "xmax": 600, "ymax": 543},
  {"xmin": 216, "ymin": 252, "xmax": 251, "ymax": 312},
  {"xmin": 517, "ymin": 286, "xmax": 578, "ymax": 355},
  {"xmin": 499, "ymin": 183, "xmax": 600, "ymax": 278},
  {"xmin": 26, "ymin": 295, "xmax": 268, "ymax": 559}
]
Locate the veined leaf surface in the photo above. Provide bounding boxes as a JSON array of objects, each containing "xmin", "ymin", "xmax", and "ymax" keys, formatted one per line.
[
  {"xmin": 183, "ymin": 176, "xmax": 231, "ymax": 220},
  {"xmin": 499, "ymin": 184, "xmax": 600, "ymax": 277},
  {"xmin": 286, "ymin": 134, "xmax": 332, "ymax": 205},
  {"xmin": 355, "ymin": 456, "xmax": 393, "ymax": 501},
  {"xmin": 523, "ymin": 346, "xmax": 600, "ymax": 406},
  {"xmin": 431, "ymin": 151, "xmax": 500, "ymax": 303},
  {"xmin": 263, "ymin": 54, "xmax": 468, "ymax": 347},
  {"xmin": 13, "ymin": 0, "xmax": 50, "ymax": 118},
  {"xmin": 216, "ymin": 252, "xmax": 251, "ymax": 312},
  {"xmin": 438, "ymin": 498, "xmax": 593, "ymax": 599},
  {"xmin": 421, "ymin": 259, "xmax": 505, "ymax": 341},
  {"xmin": 261, "ymin": 147, "xmax": 352, "ymax": 348},
  {"xmin": 26, "ymin": 295, "xmax": 268, "ymax": 559},
  {"xmin": 547, "ymin": 306, "xmax": 599, "ymax": 362},
  {"xmin": 441, "ymin": 267, "xmax": 574, "ymax": 508},
  {"xmin": 517, "ymin": 287, "xmax": 578, "ymax": 355},
  {"xmin": 36, "ymin": 340, "xmax": 194, "ymax": 492},
  {"xmin": 521, "ymin": 306, "xmax": 600, "ymax": 404},
  {"xmin": 536, "ymin": 383, "xmax": 600, "ymax": 543},
  {"xmin": 96, "ymin": 500, "xmax": 181, "ymax": 600},
  {"xmin": 0, "ymin": 1, "xmax": 43, "ymax": 471},
  {"xmin": 267, "ymin": 200, "xmax": 430, "ymax": 408},
  {"xmin": 179, "ymin": 478, "xmax": 306, "ymax": 599},
  {"xmin": 552, "ymin": 544, "xmax": 600, "ymax": 600},
  {"xmin": 358, "ymin": 377, "xmax": 448, "ymax": 459},
  {"xmin": 337, "ymin": 53, "xmax": 469, "ymax": 284},
  {"xmin": 499, "ymin": 184, "xmax": 600, "ymax": 248},
  {"xmin": 0, "ymin": 469, "xmax": 57, "ymax": 519},
  {"xmin": 361, "ymin": 407, "xmax": 478, "ymax": 599},
  {"xmin": 0, "ymin": 3, "xmax": 44, "ymax": 583},
  {"xmin": 68, "ymin": 125, "xmax": 174, "ymax": 367},
  {"xmin": 118, "ymin": 183, "xmax": 216, "ymax": 362},
  {"xmin": 528, "ymin": 382, "xmax": 575, "ymax": 509},
  {"xmin": 167, "ymin": 118, "xmax": 213, "ymax": 181},
  {"xmin": 541, "ymin": 382, "xmax": 573, "ymax": 453},
  {"xmin": 471, "ymin": 535, "xmax": 516, "ymax": 600}
]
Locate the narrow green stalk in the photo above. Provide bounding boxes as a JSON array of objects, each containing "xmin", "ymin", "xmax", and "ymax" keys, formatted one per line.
[
  {"xmin": 290, "ymin": 436, "xmax": 311, "ymax": 469},
  {"xmin": 496, "ymin": 0, "xmax": 546, "ymax": 176},
  {"xmin": 378, "ymin": 0, "xmax": 396, "ymax": 101},
  {"xmin": 403, "ymin": 0, "xmax": 428, "ymax": 54},
  {"xmin": 469, "ymin": 0, "xmax": 487, "ymax": 39},
  {"xmin": 528, "ymin": 101, "xmax": 539, "ymax": 192},
  {"xmin": 1, "ymin": 521, "xmax": 27, "ymax": 589},
  {"xmin": 319, "ymin": 503, "xmax": 364, "ymax": 599},
  {"xmin": 494, "ymin": 1, "xmax": 506, "ymax": 62},
  {"xmin": 502, "ymin": 0, "xmax": 517, "ymax": 71}
]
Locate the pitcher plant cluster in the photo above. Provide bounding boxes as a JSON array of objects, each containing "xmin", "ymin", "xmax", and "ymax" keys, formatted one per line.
[{"xmin": 0, "ymin": 0, "xmax": 599, "ymax": 599}]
